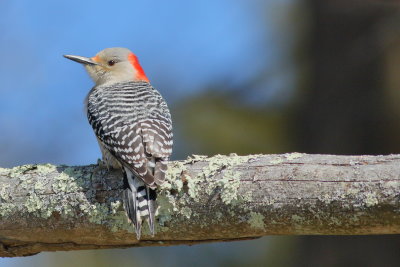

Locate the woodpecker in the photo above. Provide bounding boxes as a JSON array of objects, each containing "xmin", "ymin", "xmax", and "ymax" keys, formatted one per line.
[{"xmin": 64, "ymin": 47, "xmax": 173, "ymax": 239}]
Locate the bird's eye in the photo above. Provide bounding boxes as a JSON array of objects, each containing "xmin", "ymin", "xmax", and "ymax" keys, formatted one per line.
[{"xmin": 108, "ymin": 60, "xmax": 116, "ymax": 66}]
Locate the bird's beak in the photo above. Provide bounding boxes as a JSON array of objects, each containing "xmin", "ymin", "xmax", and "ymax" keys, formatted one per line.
[{"xmin": 63, "ymin": 55, "xmax": 99, "ymax": 65}]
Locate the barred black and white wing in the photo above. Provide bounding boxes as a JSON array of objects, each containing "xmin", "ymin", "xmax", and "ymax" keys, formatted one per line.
[{"xmin": 86, "ymin": 81, "xmax": 173, "ymax": 238}]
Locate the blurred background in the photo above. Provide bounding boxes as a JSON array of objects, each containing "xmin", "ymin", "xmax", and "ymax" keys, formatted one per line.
[{"xmin": 1, "ymin": 0, "xmax": 400, "ymax": 266}]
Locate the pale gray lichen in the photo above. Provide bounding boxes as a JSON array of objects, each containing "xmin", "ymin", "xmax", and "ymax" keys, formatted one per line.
[
  {"xmin": 180, "ymin": 207, "xmax": 192, "ymax": 219},
  {"xmin": 2, "ymin": 154, "xmax": 265, "ymax": 236},
  {"xmin": 190, "ymin": 154, "xmax": 261, "ymax": 203},
  {"xmin": 5, "ymin": 164, "xmax": 133, "ymax": 232},
  {"xmin": 262, "ymin": 195, "xmax": 275, "ymax": 206},
  {"xmin": 345, "ymin": 187, "xmax": 360, "ymax": 197},
  {"xmin": 52, "ymin": 168, "xmax": 82, "ymax": 194},
  {"xmin": 25, "ymin": 194, "xmax": 44, "ymax": 213},
  {"xmin": 291, "ymin": 214, "xmax": 304, "ymax": 223},
  {"xmin": 187, "ymin": 154, "xmax": 209, "ymax": 162},
  {"xmin": 381, "ymin": 180, "xmax": 400, "ymax": 197},
  {"xmin": 270, "ymin": 152, "xmax": 303, "ymax": 164},
  {"xmin": 9, "ymin": 165, "xmax": 35, "ymax": 178},
  {"xmin": 230, "ymin": 191, "xmax": 254, "ymax": 208},
  {"xmin": 248, "ymin": 212, "xmax": 265, "ymax": 230},
  {"xmin": 36, "ymin": 164, "xmax": 57, "ymax": 175},
  {"xmin": 23, "ymin": 193, "xmax": 58, "ymax": 219},
  {"xmin": 0, "ymin": 167, "xmax": 9, "ymax": 175},
  {"xmin": 161, "ymin": 161, "xmax": 187, "ymax": 191},
  {"xmin": 383, "ymin": 181, "xmax": 399, "ymax": 189},
  {"xmin": 0, "ymin": 203, "xmax": 15, "ymax": 216},
  {"xmin": 110, "ymin": 200, "xmax": 121, "ymax": 214},
  {"xmin": 270, "ymin": 158, "xmax": 283, "ymax": 164},
  {"xmin": 364, "ymin": 192, "xmax": 379, "ymax": 207},
  {"xmin": 110, "ymin": 211, "xmax": 134, "ymax": 233},
  {"xmin": 0, "ymin": 185, "xmax": 10, "ymax": 201},
  {"xmin": 285, "ymin": 152, "xmax": 304, "ymax": 160},
  {"xmin": 186, "ymin": 175, "xmax": 201, "ymax": 200},
  {"xmin": 87, "ymin": 203, "xmax": 109, "ymax": 224},
  {"xmin": 319, "ymin": 193, "xmax": 332, "ymax": 204},
  {"xmin": 156, "ymin": 194, "xmax": 176, "ymax": 228},
  {"xmin": 219, "ymin": 169, "xmax": 241, "ymax": 205},
  {"xmin": 329, "ymin": 216, "xmax": 342, "ymax": 226},
  {"xmin": 34, "ymin": 180, "xmax": 46, "ymax": 192},
  {"xmin": 155, "ymin": 154, "xmax": 262, "ymax": 227}
]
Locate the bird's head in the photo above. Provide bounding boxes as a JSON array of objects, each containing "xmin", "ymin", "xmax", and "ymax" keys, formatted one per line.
[{"xmin": 64, "ymin": 47, "xmax": 149, "ymax": 86}]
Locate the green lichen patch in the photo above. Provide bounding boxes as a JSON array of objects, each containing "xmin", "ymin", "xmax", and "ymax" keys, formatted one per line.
[
  {"xmin": 86, "ymin": 203, "xmax": 110, "ymax": 224},
  {"xmin": 215, "ymin": 211, "xmax": 223, "ymax": 220},
  {"xmin": 189, "ymin": 154, "xmax": 261, "ymax": 203},
  {"xmin": 79, "ymin": 200, "xmax": 128, "ymax": 232},
  {"xmin": 156, "ymin": 194, "xmax": 177, "ymax": 227},
  {"xmin": 109, "ymin": 211, "xmax": 133, "ymax": 233},
  {"xmin": 52, "ymin": 167, "xmax": 84, "ymax": 194},
  {"xmin": 219, "ymin": 169, "xmax": 241, "ymax": 205},
  {"xmin": 291, "ymin": 214, "xmax": 304, "ymax": 224},
  {"xmin": 36, "ymin": 164, "xmax": 57, "ymax": 175},
  {"xmin": 34, "ymin": 180, "xmax": 46, "ymax": 192},
  {"xmin": 248, "ymin": 212, "xmax": 265, "ymax": 230},
  {"xmin": 186, "ymin": 175, "xmax": 201, "ymax": 200},
  {"xmin": 162, "ymin": 161, "xmax": 186, "ymax": 191},
  {"xmin": 242, "ymin": 191, "xmax": 253, "ymax": 202},
  {"xmin": 200, "ymin": 154, "xmax": 258, "ymax": 179},
  {"xmin": 20, "ymin": 190, "xmax": 135, "ymax": 232},
  {"xmin": 108, "ymin": 200, "xmax": 133, "ymax": 232},
  {"xmin": 17, "ymin": 165, "xmax": 126, "ymax": 223},
  {"xmin": 25, "ymin": 194, "xmax": 44, "ymax": 213},
  {"xmin": 9, "ymin": 164, "xmax": 37, "ymax": 178},
  {"xmin": 162, "ymin": 154, "xmax": 209, "ymax": 192},
  {"xmin": 161, "ymin": 160, "xmax": 190, "ymax": 193},
  {"xmin": 22, "ymin": 193, "xmax": 60, "ymax": 218},
  {"xmin": 180, "ymin": 207, "xmax": 192, "ymax": 219},
  {"xmin": 4, "ymin": 155, "xmax": 265, "ymax": 236},
  {"xmin": 73, "ymin": 199, "xmax": 135, "ymax": 233},
  {"xmin": 156, "ymin": 154, "xmax": 262, "ymax": 227},
  {"xmin": 158, "ymin": 154, "xmax": 261, "ymax": 224},
  {"xmin": 0, "ymin": 203, "xmax": 15, "ymax": 217}
]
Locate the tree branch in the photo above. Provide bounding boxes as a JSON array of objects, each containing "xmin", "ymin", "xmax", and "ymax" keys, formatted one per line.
[{"xmin": 0, "ymin": 153, "xmax": 400, "ymax": 256}]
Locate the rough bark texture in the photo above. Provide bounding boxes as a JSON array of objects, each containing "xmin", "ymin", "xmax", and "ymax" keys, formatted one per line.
[{"xmin": 0, "ymin": 153, "xmax": 400, "ymax": 257}]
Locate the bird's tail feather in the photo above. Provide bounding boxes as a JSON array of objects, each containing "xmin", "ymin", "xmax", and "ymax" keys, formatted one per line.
[{"xmin": 123, "ymin": 167, "xmax": 156, "ymax": 239}]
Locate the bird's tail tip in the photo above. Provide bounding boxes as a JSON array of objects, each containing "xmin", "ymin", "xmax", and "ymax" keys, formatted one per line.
[{"xmin": 123, "ymin": 168, "xmax": 157, "ymax": 240}]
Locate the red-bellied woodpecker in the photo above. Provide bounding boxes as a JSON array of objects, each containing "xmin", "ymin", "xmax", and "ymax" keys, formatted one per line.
[{"xmin": 64, "ymin": 47, "xmax": 173, "ymax": 239}]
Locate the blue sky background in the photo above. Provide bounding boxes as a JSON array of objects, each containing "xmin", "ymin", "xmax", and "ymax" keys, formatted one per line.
[
  {"xmin": 0, "ymin": 0, "xmax": 297, "ymax": 166},
  {"xmin": 0, "ymin": 0, "xmax": 298, "ymax": 266}
]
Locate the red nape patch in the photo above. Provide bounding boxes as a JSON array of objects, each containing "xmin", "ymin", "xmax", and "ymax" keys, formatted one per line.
[{"xmin": 128, "ymin": 53, "xmax": 149, "ymax": 82}]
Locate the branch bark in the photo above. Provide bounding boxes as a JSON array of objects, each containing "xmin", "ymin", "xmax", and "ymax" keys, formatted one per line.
[{"xmin": 0, "ymin": 153, "xmax": 400, "ymax": 257}]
